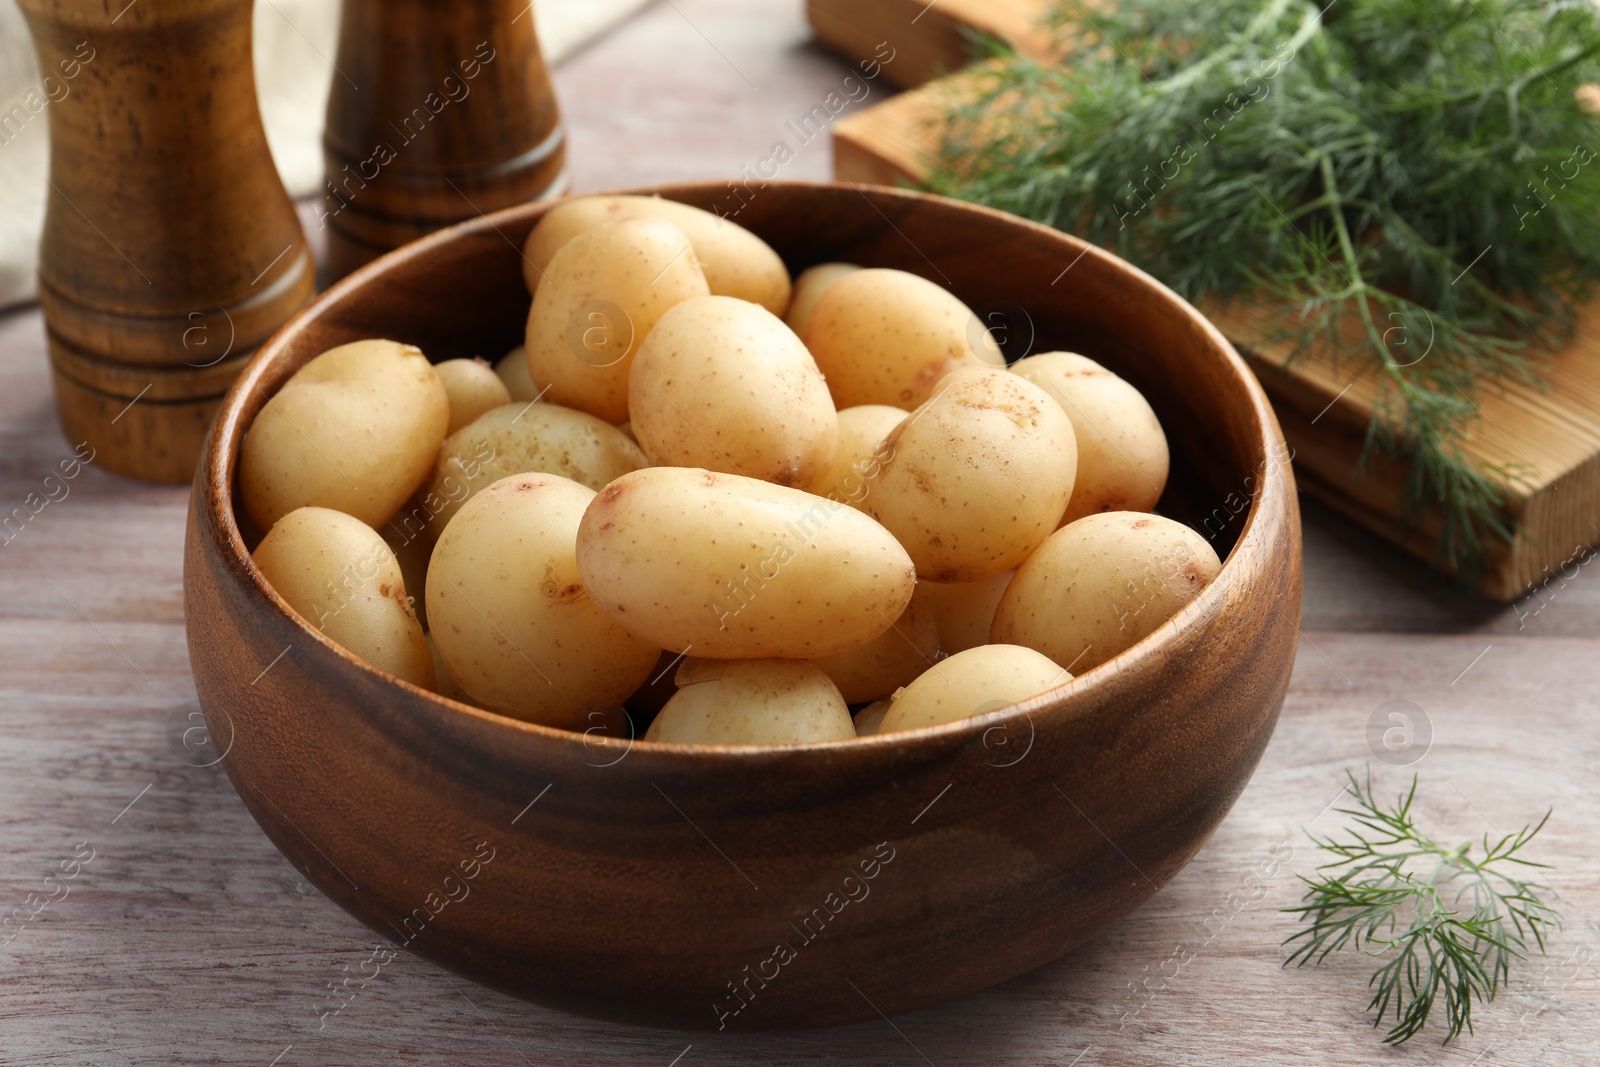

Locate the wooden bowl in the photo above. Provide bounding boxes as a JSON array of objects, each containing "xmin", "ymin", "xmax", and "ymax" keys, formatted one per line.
[{"xmin": 183, "ymin": 182, "xmax": 1302, "ymax": 1031}]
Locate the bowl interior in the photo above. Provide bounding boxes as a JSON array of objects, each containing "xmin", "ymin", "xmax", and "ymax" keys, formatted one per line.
[
  {"xmin": 229, "ymin": 181, "xmax": 1262, "ymax": 569},
  {"xmin": 217, "ymin": 182, "xmax": 1278, "ymax": 751}
]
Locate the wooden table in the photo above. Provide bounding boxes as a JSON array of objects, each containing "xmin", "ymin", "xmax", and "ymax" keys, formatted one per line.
[{"xmin": 2, "ymin": 2, "xmax": 1596, "ymax": 1063}]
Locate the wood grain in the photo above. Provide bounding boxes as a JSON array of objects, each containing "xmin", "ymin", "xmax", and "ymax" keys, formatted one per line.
[
  {"xmin": 185, "ymin": 179, "xmax": 1300, "ymax": 1029},
  {"xmin": 0, "ymin": 0, "xmax": 1596, "ymax": 1062},
  {"xmin": 830, "ymin": 60, "xmax": 1600, "ymax": 601},
  {"xmin": 320, "ymin": 0, "xmax": 570, "ymax": 280},
  {"xmin": 804, "ymin": 0, "xmax": 1053, "ymax": 88},
  {"xmin": 15, "ymin": 0, "xmax": 315, "ymax": 485}
]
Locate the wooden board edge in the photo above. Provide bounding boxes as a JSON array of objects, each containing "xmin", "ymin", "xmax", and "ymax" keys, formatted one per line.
[{"xmin": 807, "ymin": 0, "xmax": 1055, "ymax": 90}]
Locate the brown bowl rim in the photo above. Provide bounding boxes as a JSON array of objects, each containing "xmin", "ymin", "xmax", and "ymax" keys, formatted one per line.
[{"xmin": 201, "ymin": 180, "xmax": 1289, "ymax": 761}]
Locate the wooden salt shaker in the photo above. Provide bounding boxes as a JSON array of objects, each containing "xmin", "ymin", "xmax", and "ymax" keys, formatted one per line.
[
  {"xmin": 17, "ymin": 0, "xmax": 315, "ymax": 484},
  {"xmin": 320, "ymin": 0, "xmax": 570, "ymax": 280}
]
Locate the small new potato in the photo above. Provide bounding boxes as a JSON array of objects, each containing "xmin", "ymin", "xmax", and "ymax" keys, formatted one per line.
[
  {"xmin": 1011, "ymin": 352, "xmax": 1170, "ymax": 524},
  {"xmin": 576, "ymin": 467, "xmax": 916, "ymax": 659},
  {"xmin": 427, "ymin": 635, "xmax": 472, "ymax": 705},
  {"xmin": 525, "ymin": 218, "xmax": 711, "ymax": 423},
  {"xmin": 413, "ymin": 402, "xmax": 648, "ymax": 538},
  {"xmin": 426, "ymin": 474, "xmax": 661, "ymax": 728},
  {"xmin": 806, "ymin": 404, "xmax": 906, "ymax": 507},
  {"xmin": 523, "ymin": 194, "xmax": 792, "ymax": 316},
  {"xmin": 785, "ymin": 262, "xmax": 860, "ymax": 335},
  {"xmin": 240, "ymin": 339, "xmax": 449, "ymax": 531},
  {"xmin": 435, "ymin": 357, "xmax": 512, "ymax": 434},
  {"xmin": 644, "ymin": 659, "xmax": 855, "ymax": 745},
  {"xmin": 877, "ymin": 644, "xmax": 1066, "ymax": 734},
  {"xmin": 380, "ymin": 520, "xmax": 434, "ymax": 631},
  {"xmin": 808, "ymin": 585, "xmax": 941, "ymax": 703},
  {"xmin": 991, "ymin": 512, "xmax": 1222, "ymax": 674},
  {"xmin": 253, "ymin": 506, "xmax": 434, "ymax": 690},
  {"xmin": 866, "ymin": 367, "xmax": 1078, "ymax": 582},
  {"xmin": 629, "ymin": 295, "xmax": 837, "ymax": 488},
  {"xmin": 494, "ymin": 346, "xmax": 542, "ymax": 402},
  {"xmin": 803, "ymin": 268, "xmax": 1003, "ymax": 410},
  {"xmin": 920, "ymin": 570, "xmax": 1014, "ymax": 656},
  {"xmin": 853, "ymin": 699, "xmax": 892, "ymax": 737}
]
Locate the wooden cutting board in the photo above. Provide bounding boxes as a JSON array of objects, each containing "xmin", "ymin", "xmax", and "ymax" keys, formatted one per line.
[{"xmin": 811, "ymin": 0, "xmax": 1600, "ymax": 602}]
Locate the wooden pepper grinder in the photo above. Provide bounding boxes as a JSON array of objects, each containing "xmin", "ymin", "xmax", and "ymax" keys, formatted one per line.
[
  {"xmin": 320, "ymin": 0, "xmax": 570, "ymax": 280},
  {"xmin": 17, "ymin": 0, "xmax": 315, "ymax": 485}
]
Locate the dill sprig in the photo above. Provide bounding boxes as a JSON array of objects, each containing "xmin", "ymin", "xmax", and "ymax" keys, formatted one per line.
[
  {"xmin": 1283, "ymin": 770, "xmax": 1560, "ymax": 1045},
  {"xmin": 929, "ymin": 0, "xmax": 1600, "ymax": 577}
]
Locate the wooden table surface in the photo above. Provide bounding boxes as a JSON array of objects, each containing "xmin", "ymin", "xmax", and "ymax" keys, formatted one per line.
[{"xmin": 2, "ymin": 1, "xmax": 1596, "ymax": 1063}]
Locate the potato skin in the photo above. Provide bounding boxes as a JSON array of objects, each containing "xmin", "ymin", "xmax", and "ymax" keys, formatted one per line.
[
  {"xmin": 575, "ymin": 467, "xmax": 916, "ymax": 659},
  {"xmin": 525, "ymin": 218, "xmax": 710, "ymax": 423},
  {"xmin": 808, "ymin": 585, "xmax": 941, "ymax": 703},
  {"xmin": 435, "ymin": 357, "xmax": 512, "ymax": 435},
  {"xmin": 494, "ymin": 345, "xmax": 542, "ymax": 402},
  {"xmin": 919, "ymin": 570, "xmax": 1014, "ymax": 655},
  {"xmin": 643, "ymin": 659, "xmax": 855, "ymax": 745},
  {"xmin": 629, "ymin": 295, "xmax": 837, "ymax": 488},
  {"xmin": 523, "ymin": 194, "xmax": 792, "ymax": 316},
  {"xmin": 806, "ymin": 404, "xmax": 906, "ymax": 507},
  {"xmin": 240, "ymin": 339, "xmax": 449, "ymax": 531},
  {"xmin": 877, "ymin": 644, "xmax": 1066, "ymax": 734},
  {"xmin": 865, "ymin": 367, "xmax": 1078, "ymax": 582},
  {"xmin": 414, "ymin": 402, "xmax": 648, "ymax": 540},
  {"xmin": 1010, "ymin": 352, "xmax": 1170, "ymax": 524},
  {"xmin": 380, "ymin": 519, "xmax": 434, "ymax": 631},
  {"xmin": 802, "ymin": 269, "xmax": 1002, "ymax": 410},
  {"xmin": 253, "ymin": 506, "xmax": 434, "ymax": 690},
  {"xmin": 426, "ymin": 473, "xmax": 661, "ymax": 728},
  {"xmin": 991, "ymin": 511, "xmax": 1222, "ymax": 674},
  {"xmin": 853, "ymin": 699, "xmax": 892, "ymax": 737},
  {"xmin": 784, "ymin": 262, "xmax": 859, "ymax": 336}
]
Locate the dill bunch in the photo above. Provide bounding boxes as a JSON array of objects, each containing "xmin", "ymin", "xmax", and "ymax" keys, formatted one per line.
[
  {"xmin": 1283, "ymin": 771, "xmax": 1560, "ymax": 1044},
  {"xmin": 929, "ymin": 0, "xmax": 1600, "ymax": 576}
]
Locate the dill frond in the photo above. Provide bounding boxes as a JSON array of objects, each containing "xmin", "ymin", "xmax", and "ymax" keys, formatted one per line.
[
  {"xmin": 931, "ymin": 0, "xmax": 1600, "ymax": 578},
  {"xmin": 1283, "ymin": 770, "xmax": 1560, "ymax": 1044}
]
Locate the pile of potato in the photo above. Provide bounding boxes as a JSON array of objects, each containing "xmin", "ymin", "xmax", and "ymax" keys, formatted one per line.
[{"xmin": 239, "ymin": 194, "xmax": 1222, "ymax": 746}]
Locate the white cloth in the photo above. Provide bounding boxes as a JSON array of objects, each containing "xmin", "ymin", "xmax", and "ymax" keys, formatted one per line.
[{"xmin": 0, "ymin": 0, "xmax": 651, "ymax": 309}]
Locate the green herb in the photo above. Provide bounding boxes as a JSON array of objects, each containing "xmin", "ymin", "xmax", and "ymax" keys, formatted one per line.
[
  {"xmin": 1283, "ymin": 770, "xmax": 1559, "ymax": 1044},
  {"xmin": 929, "ymin": 0, "xmax": 1600, "ymax": 576}
]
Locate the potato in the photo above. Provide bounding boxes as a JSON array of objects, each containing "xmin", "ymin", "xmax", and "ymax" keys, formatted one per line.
[
  {"xmin": 864, "ymin": 367, "xmax": 1077, "ymax": 582},
  {"xmin": 427, "ymin": 635, "xmax": 472, "ymax": 704},
  {"xmin": 240, "ymin": 339, "xmax": 449, "ymax": 531},
  {"xmin": 643, "ymin": 659, "xmax": 854, "ymax": 745},
  {"xmin": 919, "ymin": 570, "xmax": 1014, "ymax": 656},
  {"xmin": 809, "ymin": 585, "xmax": 941, "ymax": 703},
  {"xmin": 435, "ymin": 357, "xmax": 512, "ymax": 435},
  {"xmin": 991, "ymin": 512, "xmax": 1222, "ymax": 674},
  {"xmin": 413, "ymin": 402, "xmax": 649, "ymax": 539},
  {"xmin": 523, "ymin": 194, "xmax": 791, "ymax": 316},
  {"xmin": 576, "ymin": 467, "xmax": 916, "ymax": 659},
  {"xmin": 1011, "ymin": 352, "xmax": 1170, "ymax": 524},
  {"xmin": 629, "ymin": 296, "xmax": 837, "ymax": 488},
  {"xmin": 252, "ymin": 506, "xmax": 434, "ymax": 690},
  {"xmin": 806, "ymin": 404, "xmax": 906, "ymax": 506},
  {"xmin": 785, "ymin": 262, "xmax": 859, "ymax": 335},
  {"xmin": 624, "ymin": 649, "xmax": 682, "ymax": 723},
  {"xmin": 426, "ymin": 473, "xmax": 661, "ymax": 728},
  {"xmin": 380, "ymin": 520, "xmax": 434, "ymax": 631},
  {"xmin": 853, "ymin": 699, "xmax": 892, "ymax": 737},
  {"xmin": 494, "ymin": 345, "xmax": 543, "ymax": 402},
  {"xmin": 525, "ymin": 218, "xmax": 711, "ymax": 423},
  {"xmin": 802, "ymin": 269, "xmax": 1003, "ymax": 410},
  {"xmin": 877, "ymin": 644, "xmax": 1066, "ymax": 734}
]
